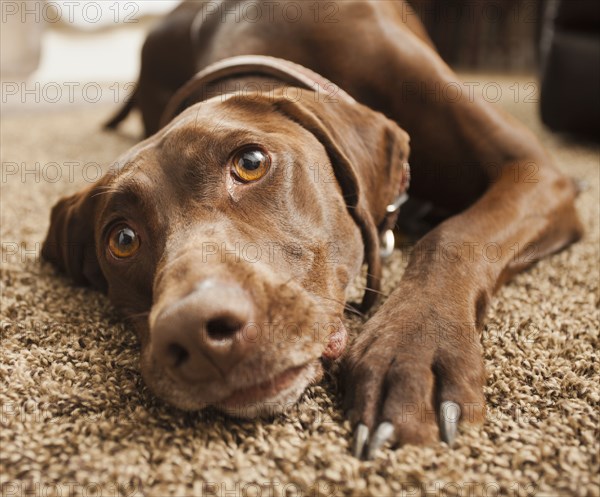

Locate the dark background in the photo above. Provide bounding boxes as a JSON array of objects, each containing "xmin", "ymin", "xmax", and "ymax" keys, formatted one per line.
[{"xmin": 410, "ymin": 0, "xmax": 545, "ymax": 70}]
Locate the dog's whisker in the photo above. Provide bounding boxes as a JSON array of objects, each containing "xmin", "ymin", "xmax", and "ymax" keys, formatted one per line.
[
  {"xmin": 124, "ymin": 311, "xmax": 150, "ymax": 322},
  {"xmin": 94, "ymin": 184, "xmax": 118, "ymax": 191},
  {"xmin": 353, "ymin": 284, "xmax": 388, "ymax": 297},
  {"xmin": 312, "ymin": 294, "xmax": 366, "ymax": 318},
  {"xmin": 91, "ymin": 188, "xmax": 120, "ymax": 198}
]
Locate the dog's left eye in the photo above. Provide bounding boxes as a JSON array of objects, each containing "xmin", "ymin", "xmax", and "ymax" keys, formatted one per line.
[
  {"xmin": 108, "ymin": 224, "xmax": 140, "ymax": 259},
  {"xmin": 230, "ymin": 147, "xmax": 271, "ymax": 183}
]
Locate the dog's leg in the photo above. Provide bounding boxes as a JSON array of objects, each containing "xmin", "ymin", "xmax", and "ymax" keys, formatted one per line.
[
  {"xmin": 342, "ymin": 26, "xmax": 583, "ymax": 459},
  {"xmin": 346, "ymin": 153, "xmax": 582, "ymax": 459}
]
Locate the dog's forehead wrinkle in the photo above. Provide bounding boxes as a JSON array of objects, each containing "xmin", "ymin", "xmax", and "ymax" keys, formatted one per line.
[
  {"xmin": 182, "ymin": 96, "xmax": 297, "ymax": 138},
  {"xmin": 98, "ymin": 169, "xmax": 160, "ymax": 218},
  {"xmin": 176, "ymin": 100, "xmax": 266, "ymax": 137},
  {"xmin": 110, "ymin": 134, "xmax": 162, "ymax": 173},
  {"xmin": 215, "ymin": 93, "xmax": 278, "ymax": 116}
]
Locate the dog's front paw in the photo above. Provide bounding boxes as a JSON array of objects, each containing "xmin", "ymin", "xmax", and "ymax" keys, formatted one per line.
[{"xmin": 342, "ymin": 290, "xmax": 486, "ymax": 459}]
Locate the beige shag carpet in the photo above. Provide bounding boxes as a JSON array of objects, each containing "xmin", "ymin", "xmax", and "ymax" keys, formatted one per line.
[{"xmin": 1, "ymin": 75, "xmax": 599, "ymax": 497}]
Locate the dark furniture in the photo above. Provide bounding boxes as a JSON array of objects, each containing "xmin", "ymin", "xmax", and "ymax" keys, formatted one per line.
[{"xmin": 539, "ymin": 0, "xmax": 600, "ymax": 139}]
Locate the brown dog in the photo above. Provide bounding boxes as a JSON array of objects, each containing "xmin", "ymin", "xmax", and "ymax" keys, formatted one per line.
[{"xmin": 42, "ymin": 1, "xmax": 582, "ymax": 459}]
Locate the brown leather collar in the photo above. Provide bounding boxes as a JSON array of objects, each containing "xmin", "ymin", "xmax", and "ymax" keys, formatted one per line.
[{"xmin": 160, "ymin": 55, "xmax": 356, "ymax": 128}]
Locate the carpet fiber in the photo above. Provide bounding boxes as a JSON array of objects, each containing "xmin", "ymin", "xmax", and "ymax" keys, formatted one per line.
[{"xmin": 1, "ymin": 75, "xmax": 599, "ymax": 497}]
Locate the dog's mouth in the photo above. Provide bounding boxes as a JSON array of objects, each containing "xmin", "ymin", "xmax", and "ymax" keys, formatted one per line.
[
  {"xmin": 144, "ymin": 319, "xmax": 345, "ymax": 415},
  {"xmin": 146, "ymin": 314, "xmax": 346, "ymax": 408},
  {"xmin": 217, "ymin": 363, "xmax": 311, "ymax": 412},
  {"xmin": 214, "ymin": 323, "xmax": 347, "ymax": 416}
]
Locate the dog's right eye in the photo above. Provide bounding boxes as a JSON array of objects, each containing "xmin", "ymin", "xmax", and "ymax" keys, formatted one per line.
[
  {"xmin": 108, "ymin": 224, "xmax": 140, "ymax": 259},
  {"xmin": 230, "ymin": 147, "xmax": 271, "ymax": 183}
]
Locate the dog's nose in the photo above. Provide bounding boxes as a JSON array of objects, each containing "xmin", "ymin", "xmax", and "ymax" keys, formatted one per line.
[{"xmin": 151, "ymin": 279, "xmax": 254, "ymax": 381}]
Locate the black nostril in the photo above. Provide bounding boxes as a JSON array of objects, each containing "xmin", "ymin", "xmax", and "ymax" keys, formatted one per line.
[
  {"xmin": 166, "ymin": 343, "xmax": 189, "ymax": 368},
  {"xmin": 206, "ymin": 315, "xmax": 244, "ymax": 342}
]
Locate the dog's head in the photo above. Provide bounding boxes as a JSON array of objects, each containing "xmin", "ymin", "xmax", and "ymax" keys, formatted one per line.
[{"xmin": 42, "ymin": 58, "xmax": 410, "ymax": 417}]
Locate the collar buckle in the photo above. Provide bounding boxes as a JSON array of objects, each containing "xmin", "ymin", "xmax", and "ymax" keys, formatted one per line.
[
  {"xmin": 380, "ymin": 193, "xmax": 409, "ymax": 258},
  {"xmin": 380, "ymin": 229, "xmax": 396, "ymax": 259},
  {"xmin": 386, "ymin": 192, "xmax": 409, "ymax": 214}
]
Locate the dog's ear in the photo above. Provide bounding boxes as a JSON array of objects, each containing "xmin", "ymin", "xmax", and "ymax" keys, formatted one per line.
[
  {"xmin": 271, "ymin": 92, "xmax": 411, "ymax": 310},
  {"xmin": 42, "ymin": 183, "xmax": 107, "ymax": 292},
  {"xmin": 274, "ymin": 92, "xmax": 410, "ymax": 224}
]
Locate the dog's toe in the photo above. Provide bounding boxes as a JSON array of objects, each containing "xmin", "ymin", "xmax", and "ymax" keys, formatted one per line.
[
  {"xmin": 366, "ymin": 421, "xmax": 395, "ymax": 460},
  {"xmin": 352, "ymin": 423, "xmax": 369, "ymax": 459},
  {"xmin": 438, "ymin": 400, "xmax": 461, "ymax": 447}
]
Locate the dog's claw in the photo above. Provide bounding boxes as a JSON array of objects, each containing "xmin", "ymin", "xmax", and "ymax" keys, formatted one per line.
[
  {"xmin": 366, "ymin": 421, "xmax": 394, "ymax": 459},
  {"xmin": 353, "ymin": 423, "xmax": 369, "ymax": 459},
  {"xmin": 439, "ymin": 401, "xmax": 461, "ymax": 447}
]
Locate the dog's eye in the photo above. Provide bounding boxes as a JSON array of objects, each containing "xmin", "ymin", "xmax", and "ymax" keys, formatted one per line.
[
  {"xmin": 231, "ymin": 147, "xmax": 271, "ymax": 183},
  {"xmin": 108, "ymin": 224, "xmax": 140, "ymax": 259}
]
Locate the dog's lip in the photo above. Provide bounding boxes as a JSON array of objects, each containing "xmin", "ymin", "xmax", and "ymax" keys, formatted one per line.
[{"xmin": 216, "ymin": 363, "xmax": 309, "ymax": 409}]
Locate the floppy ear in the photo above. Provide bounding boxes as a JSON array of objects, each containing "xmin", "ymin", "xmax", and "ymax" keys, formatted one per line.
[
  {"xmin": 42, "ymin": 184, "xmax": 107, "ymax": 292},
  {"xmin": 271, "ymin": 92, "xmax": 411, "ymax": 311}
]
